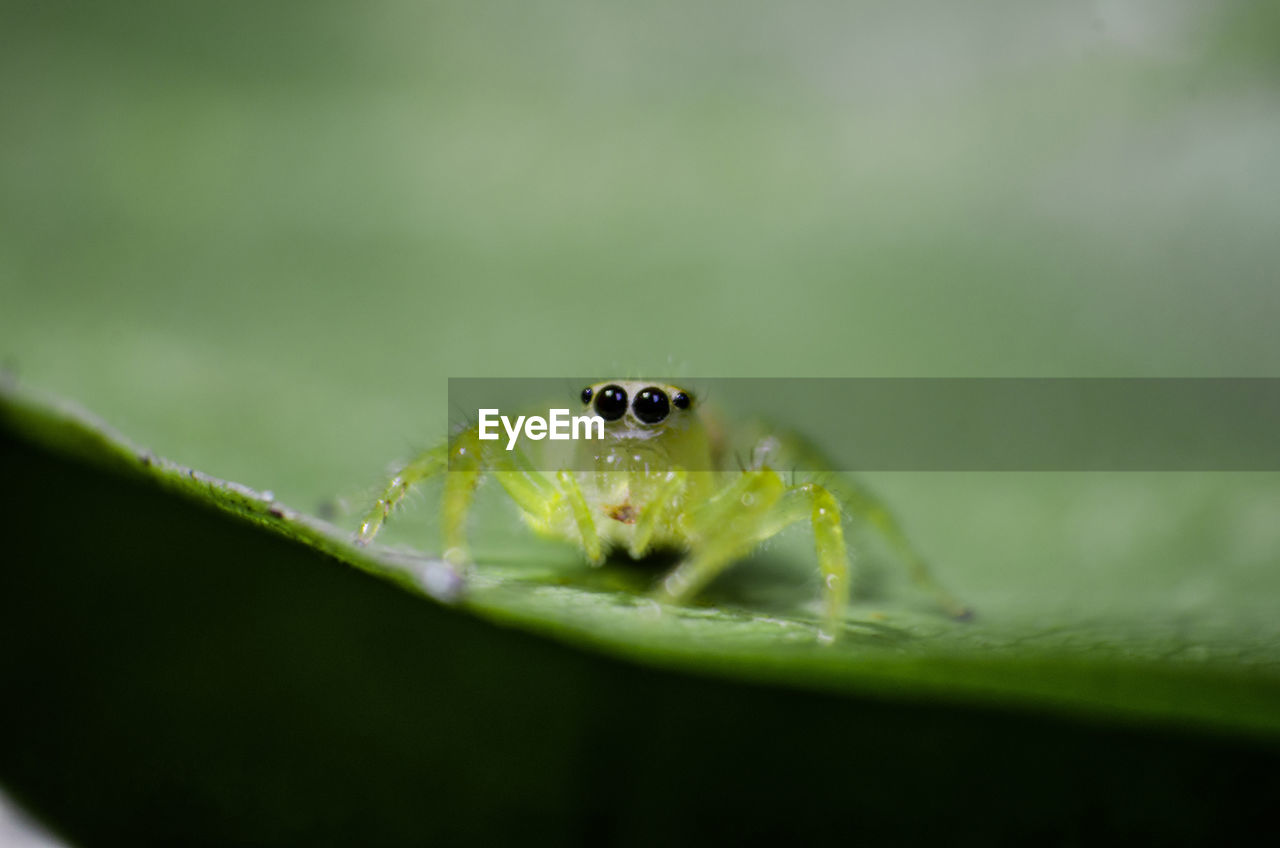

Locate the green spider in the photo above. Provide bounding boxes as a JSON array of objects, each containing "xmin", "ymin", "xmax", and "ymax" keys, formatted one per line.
[{"xmin": 356, "ymin": 380, "xmax": 969, "ymax": 641}]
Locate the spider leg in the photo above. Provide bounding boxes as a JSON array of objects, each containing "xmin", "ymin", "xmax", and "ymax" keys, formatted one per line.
[
  {"xmin": 654, "ymin": 470, "xmax": 785, "ymax": 606},
  {"xmin": 655, "ymin": 471, "xmax": 852, "ymax": 641},
  {"xmin": 554, "ymin": 471, "xmax": 604, "ymax": 565},
  {"xmin": 628, "ymin": 470, "xmax": 688, "ymax": 559},
  {"xmin": 833, "ymin": 478, "xmax": 971, "ymax": 620},
  {"xmin": 357, "ymin": 443, "xmax": 448, "ymax": 545},
  {"xmin": 750, "ymin": 425, "xmax": 971, "ymax": 620},
  {"xmin": 760, "ymin": 481, "xmax": 850, "ymax": 642},
  {"xmin": 357, "ymin": 425, "xmax": 566, "ymax": 568}
]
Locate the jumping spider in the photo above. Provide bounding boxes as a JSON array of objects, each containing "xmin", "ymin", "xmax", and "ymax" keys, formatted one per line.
[{"xmin": 357, "ymin": 380, "xmax": 969, "ymax": 641}]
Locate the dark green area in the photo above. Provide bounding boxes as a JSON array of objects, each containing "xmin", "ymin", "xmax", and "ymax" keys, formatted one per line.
[{"xmin": 4, "ymin": 419, "xmax": 1279, "ymax": 846}]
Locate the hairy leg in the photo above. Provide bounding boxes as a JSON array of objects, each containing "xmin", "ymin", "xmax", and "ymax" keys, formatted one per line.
[
  {"xmin": 357, "ymin": 443, "xmax": 448, "ymax": 545},
  {"xmin": 628, "ymin": 470, "xmax": 688, "ymax": 559},
  {"xmin": 752, "ymin": 427, "xmax": 971, "ymax": 620},
  {"xmin": 757, "ymin": 481, "xmax": 850, "ymax": 642},
  {"xmin": 655, "ymin": 471, "xmax": 852, "ymax": 640},
  {"xmin": 555, "ymin": 470, "xmax": 604, "ymax": 565},
  {"xmin": 654, "ymin": 470, "xmax": 785, "ymax": 606},
  {"xmin": 357, "ymin": 426, "xmax": 563, "ymax": 569},
  {"xmin": 834, "ymin": 478, "xmax": 971, "ymax": 619}
]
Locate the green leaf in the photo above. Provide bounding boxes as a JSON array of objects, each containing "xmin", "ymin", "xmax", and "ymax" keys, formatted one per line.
[
  {"xmin": 4, "ymin": 378, "xmax": 1280, "ymax": 738},
  {"xmin": 4, "ymin": 380, "xmax": 1280, "ymax": 845}
]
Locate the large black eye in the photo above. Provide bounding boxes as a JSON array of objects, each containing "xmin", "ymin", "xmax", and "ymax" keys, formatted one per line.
[
  {"xmin": 580, "ymin": 386, "xmax": 593, "ymax": 405},
  {"xmin": 593, "ymin": 384, "xmax": 627, "ymax": 421},
  {"xmin": 633, "ymin": 387, "xmax": 670, "ymax": 424}
]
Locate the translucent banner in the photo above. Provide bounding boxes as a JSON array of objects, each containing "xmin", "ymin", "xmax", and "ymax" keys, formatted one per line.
[{"xmin": 446, "ymin": 378, "xmax": 1280, "ymax": 471}]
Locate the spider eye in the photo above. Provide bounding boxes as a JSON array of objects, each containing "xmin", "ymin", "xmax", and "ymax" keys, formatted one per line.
[
  {"xmin": 593, "ymin": 384, "xmax": 628, "ymax": 421},
  {"xmin": 580, "ymin": 386, "xmax": 593, "ymax": 405},
  {"xmin": 633, "ymin": 387, "xmax": 670, "ymax": 424},
  {"xmin": 672, "ymin": 391, "xmax": 691, "ymax": 410}
]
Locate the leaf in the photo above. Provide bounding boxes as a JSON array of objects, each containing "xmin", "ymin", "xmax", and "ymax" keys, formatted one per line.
[
  {"xmin": 4, "ymin": 382, "xmax": 1280, "ymax": 844},
  {"xmin": 4, "ymin": 378, "xmax": 1280, "ymax": 737}
]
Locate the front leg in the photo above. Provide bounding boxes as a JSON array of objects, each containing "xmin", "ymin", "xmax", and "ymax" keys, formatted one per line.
[
  {"xmin": 358, "ymin": 425, "xmax": 559, "ymax": 569},
  {"xmin": 655, "ymin": 471, "xmax": 851, "ymax": 642},
  {"xmin": 655, "ymin": 470, "xmax": 785, "ymax": 604},
  {"xmin": 628, "ymin": 470, "xmax": 688, "ymax": 559},
  {"xmin": 443, "ymin": 438, "xmax": 563, "ymax": 567},
  {"xmin": 553, "ymin": 471, "xmax": 604, "ymax": 565}
]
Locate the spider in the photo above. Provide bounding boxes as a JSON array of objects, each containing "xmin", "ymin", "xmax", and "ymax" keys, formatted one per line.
[{"xmin": 356, "ymin": 380, "xmax": 969, "ymax": 642}]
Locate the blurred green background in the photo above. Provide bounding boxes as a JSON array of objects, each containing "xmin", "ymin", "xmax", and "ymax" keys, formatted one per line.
[
  {"xmin": 3, "ymin": 0, "xmax": 1279, "ymax": 504},
  {"xmin": 3, "ymin": 1, "xmax": 1280, "ymax": 840}
]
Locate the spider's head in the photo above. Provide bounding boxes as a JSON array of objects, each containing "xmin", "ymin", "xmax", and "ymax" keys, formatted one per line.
[
  {"xmin": 579, "ymin": 381, "xmax": 694, "ymax": 436},
  {"xmin": 575, "ymin": 380, "xmax": 705, "ymax": 472},
  {"xmin": 574, "ymin": 380, "xmax": 711, "ymax": 474}
]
